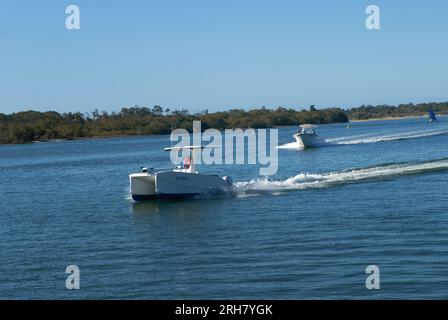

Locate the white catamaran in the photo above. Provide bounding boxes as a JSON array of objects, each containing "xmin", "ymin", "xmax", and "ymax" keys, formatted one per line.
[{"xmin": 129, "ymin": 146, "xmax": 233, "ymax": 201}]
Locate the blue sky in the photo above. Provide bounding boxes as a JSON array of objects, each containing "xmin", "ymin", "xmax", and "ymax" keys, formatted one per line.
[{"xmin": 1, "ymin": 0, "xmax": 447, "ymax": 114}]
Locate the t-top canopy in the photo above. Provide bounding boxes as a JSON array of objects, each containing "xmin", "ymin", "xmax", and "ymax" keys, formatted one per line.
[{"xmin": 299, "ymin": 124, "xmax": 318, "ymax": 129}]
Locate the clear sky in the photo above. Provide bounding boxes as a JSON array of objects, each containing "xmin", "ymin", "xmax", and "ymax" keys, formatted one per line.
[{"xmin": 1, "ymin": 0, "xmax": 447, "ymax": 114}]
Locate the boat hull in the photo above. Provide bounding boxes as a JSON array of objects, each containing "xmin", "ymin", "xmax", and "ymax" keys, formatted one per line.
[
  {"xmin": 131, "ymin": 193, "xmax": 198, "ymax": 201},
  {"xmin": 293, "ymin": 133, "xmax": 327, "ymax": 148},
  {"xmin": 129, "ymin": 171, "xmax": 232, "ymax": 201},
  {"xmin": 129, "ymin": 173, "xmax": 157, "ymax": 198},
  {"xmin": 156, "ymin": 171, "xmax": 230, "ymax": 195}
]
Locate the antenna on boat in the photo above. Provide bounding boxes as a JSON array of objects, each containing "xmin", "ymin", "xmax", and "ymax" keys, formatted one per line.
[{"xmin": 170, "ymin": 122, "xmax": 174, "ymax": 148}]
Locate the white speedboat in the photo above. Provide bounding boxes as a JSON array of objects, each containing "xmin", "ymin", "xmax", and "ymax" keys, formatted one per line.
[
  {"xmin": 293, "ymin": 124, "xmax": 327, "ymax": 148},
  {"xmin": 129, "ymin": 146, "xmax": 232, "ymax": 201}
]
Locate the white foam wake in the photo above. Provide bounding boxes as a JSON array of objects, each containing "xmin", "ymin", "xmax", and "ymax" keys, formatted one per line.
[
  {"xmin": 233, "ymin": 158, "xmax": 448, "ymax": 195},
  {"xmin": 335, "ymin": 128, "xmax": 448, "ymax": 145},
  {"xmin": 276, "ymin": 142, "xmax": 301, "ymax": 149},
  {"xmin": 325, "ymin": 133, "xmax": 377, "ymax": 143}
]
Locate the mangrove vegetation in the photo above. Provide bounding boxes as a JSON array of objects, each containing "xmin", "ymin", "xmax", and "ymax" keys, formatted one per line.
[{"xmin": 1, "ymin": 102, "xmax": 447, "ymax": 144}]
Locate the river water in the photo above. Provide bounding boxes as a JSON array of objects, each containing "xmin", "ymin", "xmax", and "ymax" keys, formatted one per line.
[{"xmin": 1, "ymin": 116, "xmax": 448, "ymax": 299}]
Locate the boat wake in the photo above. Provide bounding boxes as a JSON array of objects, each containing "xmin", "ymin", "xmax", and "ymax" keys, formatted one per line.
[
  {"xmin": 277, "ymin": 127, "xmax": 448, "ymax": 149},
  {"xmin": 233, "ymin": 158, "xmax": 448, "ymax": 196},
  {"xmin": 276, "ymin": 142, "xmax": 301, "ymax": 149},
  {"xmin": 335, "ymin": 128, "xmax": 448, "ymax": 145}
]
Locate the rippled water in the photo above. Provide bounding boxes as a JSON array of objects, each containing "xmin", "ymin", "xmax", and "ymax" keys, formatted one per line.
[{"xmin": 1, "ymin": 116, "xmax": 448, "ymax": 299}]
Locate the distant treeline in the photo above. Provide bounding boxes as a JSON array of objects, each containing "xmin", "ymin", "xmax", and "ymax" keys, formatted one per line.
[
  {"xmin": 0, "ymin": 106, "xmax": 347, "ymax": 144},
  {"xmin": 346, "ymin": 102, "xmax": 448, "ymax": 120},
  {"xmin": 0, "ymin": 102, "xmax": 447, "ymax": 144}
]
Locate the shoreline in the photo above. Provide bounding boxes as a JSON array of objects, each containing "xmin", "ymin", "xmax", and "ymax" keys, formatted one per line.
[
  {"xmin": 0, "ymin": 114, "xmax": 442, "ymax": 146},
  {"xmin": 349, "ymin": 115, "xmax": 426, "ymax": 122},
  {"xmin": 31, "ymin": 134, "xmax": 136, "ymax": 143}
]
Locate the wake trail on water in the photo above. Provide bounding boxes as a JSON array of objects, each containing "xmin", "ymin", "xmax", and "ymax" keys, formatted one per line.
[
  {"xmin": 336, "ymin": 128, "xmax": 448, "ymax": 145},
  {"xmin": 233, "ymin": 158, "xmax": 448, "ymax": 195},
  {"xmin": 276, "ymin": 142, "xmax": 301, "ymax": 149},
  {"xmin": 277, "ymin": 127, "xmax": 448, "ymax": 149}
]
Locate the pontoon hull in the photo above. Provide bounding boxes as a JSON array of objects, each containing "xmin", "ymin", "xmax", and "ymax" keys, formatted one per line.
[
  {"xmin": 131, "ymin": 193, "xmax": 198, "ymax": 201},
  {"xmin": 129, "ymin": 171, "xmax": 232, "ymax": 201}
]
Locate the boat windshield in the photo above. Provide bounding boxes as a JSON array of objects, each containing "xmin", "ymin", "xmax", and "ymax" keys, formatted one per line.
[{"xmin": 299, "ymin": 125, "xmax": 316, "ymax": 134}]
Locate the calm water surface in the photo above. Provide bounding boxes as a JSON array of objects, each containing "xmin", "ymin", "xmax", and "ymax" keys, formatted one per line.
[{"xmin": 1, "ymin": 116, "xmax": 448, "ymax": 299}]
